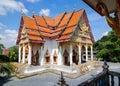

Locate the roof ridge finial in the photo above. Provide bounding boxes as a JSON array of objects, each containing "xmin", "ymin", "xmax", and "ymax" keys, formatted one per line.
[
  {"xmin": 73, "ymin": 4, "xmax": 76, "ymax": 11},
  {"xmin": 32, "ymin": 7, "xmax": 35, "ymax": 16},
  {"xmin": 20, "ymin": 6, "xmax": 25, "ymax": 16}
]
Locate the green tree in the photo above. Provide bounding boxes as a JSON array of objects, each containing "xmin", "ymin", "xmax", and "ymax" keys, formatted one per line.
[
  {"xmin": 0, "ymin": 44, "xmax": 5, "ymax": 55},
  {"xmin": 7, "ymin": 46, "xmax": 18, "ymax": 62},
  {"xmin": 0, "ymin": 63, "xmax": 14, "ymax": 76},
  {"xmin": 94, "ymin": 30, "xmax": 120, "ymax": 62},
  {"xmin": 0, "ymin": 39, "xmax": 14, "ymax": 77},
  {"xmin": 96, "ymin": 49, "xmax": 109, "ymax": 60}
]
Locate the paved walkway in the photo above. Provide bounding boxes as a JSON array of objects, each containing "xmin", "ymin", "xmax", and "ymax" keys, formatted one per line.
[{"xmin": 0, "ymin": 62, "xmax": 120, "ymax": 86}]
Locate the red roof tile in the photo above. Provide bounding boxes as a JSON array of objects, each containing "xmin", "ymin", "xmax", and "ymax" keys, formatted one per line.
[
  {"xmin": 23, "ymin": 16, "xmax": 38, "ymax": 30},
  {"xmin": 43, "ymin": 16, "xmax": 55, "ymax": 26},
  {"xmin": 67, "ymin": 10, "xmax": 84, "ymax": 27},
  {"xmin": 17, "ymin": 9, "xmax": 94, "ymax": 44},
  {"xmin": 40, "ymin": 27, "xmax": 53, "ymax": 33},
  {"xmin": 61, "ymin": 26, "xmax": 75, "ymax": 35},
  {"xmin": 27, "ymin": 30, "xmax": 40, "ymax": 36},
  {"xmin": 40, "ymin": 32, "xmax": 50, "ymax": 37},
  {"xmin": 58, "ymin": 11, "xmax": 73, "ymax": 27},
  {"xmin": 57, "ymin": 35, "xmax": 70, "ymax": 41},
  {"xmin": 29, "ymin": 35, "xmax": 42, "ymax": 41},
  {"xmin": 33, "ymin": 15, "xmax": 48, "ymax": 27},
  {"xmin": 54, "ymin": 12, "xmax": 65, "ymax": 26}
]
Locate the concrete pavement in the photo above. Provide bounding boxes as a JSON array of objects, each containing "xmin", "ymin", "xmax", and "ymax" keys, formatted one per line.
[{"xmin": 0, "ymin": 62, "xmax": 120, "ymax": 86}]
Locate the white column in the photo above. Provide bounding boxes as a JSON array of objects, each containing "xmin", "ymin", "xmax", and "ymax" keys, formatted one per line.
[
  {"xmin": 78, "ymin": 45, "xmax": 81, "ymax": 64},
  {"xmin": 40, "ymin": 47, "xmax": 43, "ymax": 65},
  {"xmin": 22, "ymin": 44, "xmax": 25, "ymax": 63},
  {"xmin": 50, "ymin": 50, "xmax": 54, "ymax": 65},
  {"xmin": 91, "ymin": 46, "xmax": 93, "ymax": 61},
  {"xmin": 69, "ymin": 44, "xmax": 73, "ymax": 66},
  {"xmin": 28, "ymin": 44, "xmax": 32, "ymax": 65},
  {"xmin": 18, "ymin": 46, "xmax": 21, "ymax": 62},
  {"xmin": 85, "ymin": 45, "xmax": 88, "ymax": 62},
  {"xmin": 50, "ymin": 54, "xmax": 54, "ymax": 64},
  {"xmin": 58, "ymin": 46, "xmax": 62, "ymax": 65}
]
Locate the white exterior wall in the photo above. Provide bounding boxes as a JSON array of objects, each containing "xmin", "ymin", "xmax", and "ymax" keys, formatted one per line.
[{"xmin": 40, "ymin": 39, "xmax": 61, "ymax": 65}]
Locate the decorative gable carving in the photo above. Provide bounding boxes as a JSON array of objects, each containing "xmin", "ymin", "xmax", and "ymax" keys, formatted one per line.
[{"xmin": 80, "ymin": 23, "xmax": 89, "ymax": 32}]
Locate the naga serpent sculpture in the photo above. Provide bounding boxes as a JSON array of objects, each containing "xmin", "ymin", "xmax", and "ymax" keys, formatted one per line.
[{"xmin": 96, "ymin": 1, "xmax": 120, "ymax": 37}]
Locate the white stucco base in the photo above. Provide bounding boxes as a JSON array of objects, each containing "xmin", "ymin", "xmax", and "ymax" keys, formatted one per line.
[{"xmin": 24, "ymin": 65, "xmax": 77, "ymax": 74}]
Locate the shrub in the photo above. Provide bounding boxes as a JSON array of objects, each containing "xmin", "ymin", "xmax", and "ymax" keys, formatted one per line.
[
  {"xmin": 0, "ymin": 55, "xmax": 10, "ymax": 62},
  {"xmin": 111, "ymin": 57, "xmax": 119, "ymax": 62}
]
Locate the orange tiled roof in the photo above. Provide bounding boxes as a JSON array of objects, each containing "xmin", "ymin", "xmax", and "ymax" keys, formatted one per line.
[
  {"xmin": 57, "ymin": 35, "xmax": 70, "ymax": 41},
  {"xmin": 33, "ymin": 15, "xmax": 48, "ymax": 27},
  {"xmin": 40, "ymin": 27, "xmax": 53, "ymax": 33},
  {"xmin": 57, "ymin": 26, "xmax": 76, "ymax": 41},
  {"xmin": 23, "ymin": 16, "xmax": 38, "ymax": 30},
  {"xmin": 43, "ymin": 16, "xmax": 55, "ymax": 26},
  {"xmin": 40, "ymin": 32, "xmax": 50, "ymax": 37},
  {"xmin": 27, "ymin": 30, "xmax": 40, "ymax": 36},
  {"xmin": 29, "ymin": 35, "xmax": 42, "ymax": 41},
  {"xmin": 50, "ymin": 32, "xmax": 59, "ymax": 37},
  {"xmin": 67, "ymin": 10, "xmax": 84, "ymax": 27},
  {"xmin": 17, "ymin": 9, "xmax": 94, "ymax": 44},
  {"xmin": 54, "ymin": 12, "xmax": 65, "ymax": 26},
  {"xmin": 61, "ymin": 26, "xmax": 75, "ymax": 35},
  {"xmin": 58, "ymin": 11, "xmax": 73, "ymax": 27},
  {"xmin": 54, "ymin": 27, "xmax": 64, "ymax": 32}
]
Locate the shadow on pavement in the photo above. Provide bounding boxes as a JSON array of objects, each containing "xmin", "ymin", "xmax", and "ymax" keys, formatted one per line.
[{"xmin": 0, "ymin": 76, "xmax": 12, "ymax": 86}]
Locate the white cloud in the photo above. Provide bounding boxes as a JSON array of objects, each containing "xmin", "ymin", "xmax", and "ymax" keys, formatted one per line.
[
  {"xmin": 0, "ymin": 0, "xmax": 28, "ymax": 16},
  {"xmin": 0, "ymin": 29, "xmax": 18, "ymax": 48},
  {"xmin": 0, "ymin": 23, "xmax": 6, "ymax": 29},
  {"xmin": 27, "ymin": 0, "xmax": 40, "ymax": 3},
  {"xmin": 101, "ymin": 31, "xmax": 109, "ymax": 37},
  {"xmin": 39, "ymin": 9, "xmax": 50, "ymax": 16}
]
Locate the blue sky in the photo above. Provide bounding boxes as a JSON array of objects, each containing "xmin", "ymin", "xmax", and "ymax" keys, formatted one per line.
[{"xmin": 0, "ymin": 0, "xmax": 111, "ymax": 48}]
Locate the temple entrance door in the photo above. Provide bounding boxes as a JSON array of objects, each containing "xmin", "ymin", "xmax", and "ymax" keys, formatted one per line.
[
  {"xmin": 64, "ymin": 56, "xmax": 69, "ymax": 65},
  {"xmin": 81, "ymin": 46, "xmax": 86, "ymax": 63},
  {"xmin": 44, "ymin": 50, "xmax": 50, "ymax": 64},
  {"xmin": 72, "ymin": 46, "xmax": 79, "ymax": 65},
  {"xmin": 63, "ymin": 49, "xmax": 70, "ymax": 66},
  {"xmin": 25, "ymin": 46, "xmax": 28, "ymax": 63},
  {"xmin": 45, "ymin": 56, "xmax": 50, "ymax": 64},
  {"xmin": 31, "ymin": 51, "xmax": 36, "ymax": 65},
  {"xmin": 73, "ymin": 56, "xmax": 78, "ymax": 65},
  {"xmin": 31, "ymin": 50, "xmax": 39, "ymax": 65},
  {"xmin": 53, "ymin": 51, "xmax": 57, "ymax": 64},
  {"xmin": 35, "ymin": 50, "xmax": 39, "ymax": 65},
  {"xmin": 53, "ymin": 56, "xmax": 57, "ymax": 64}
]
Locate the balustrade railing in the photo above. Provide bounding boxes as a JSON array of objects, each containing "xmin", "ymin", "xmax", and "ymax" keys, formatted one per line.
[{"xmin": 77, "ymin": 61, "xmax": 120, "ymax": 86}]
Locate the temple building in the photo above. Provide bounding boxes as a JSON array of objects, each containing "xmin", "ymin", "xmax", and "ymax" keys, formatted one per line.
[{"xmin": 16, "ymin": 9, "xmax": 94, "ymax": 68}]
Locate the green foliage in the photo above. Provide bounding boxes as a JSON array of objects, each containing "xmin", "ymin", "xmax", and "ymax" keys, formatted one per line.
[
  {"xmin": 94, "ymin": 31, "xmax": 120, "ymax": 62},
  {"xmin": 6, "ymin": 46, "xmax": 18, "ymax": 62},
  {"xmin": 96, "ymin": 49, "xmax": 109, "ymax": 60},
  {"xmin": 0, "ymin": 62, "xmax": 14, "ymax": 76},
  {"xmin": 0, "ymin": 44, "xmax": 5, "ymax": 55},
  {"xmin": 0, "ymin": 55, "xmax": 10, "ymax": 62},
  {"xmin": 111, "ymin": 57, "xmax": 120, "ymax": 62},
  {"xmin": 111, "ymin": 57, "xmax": 118, "ymax": 62}
]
